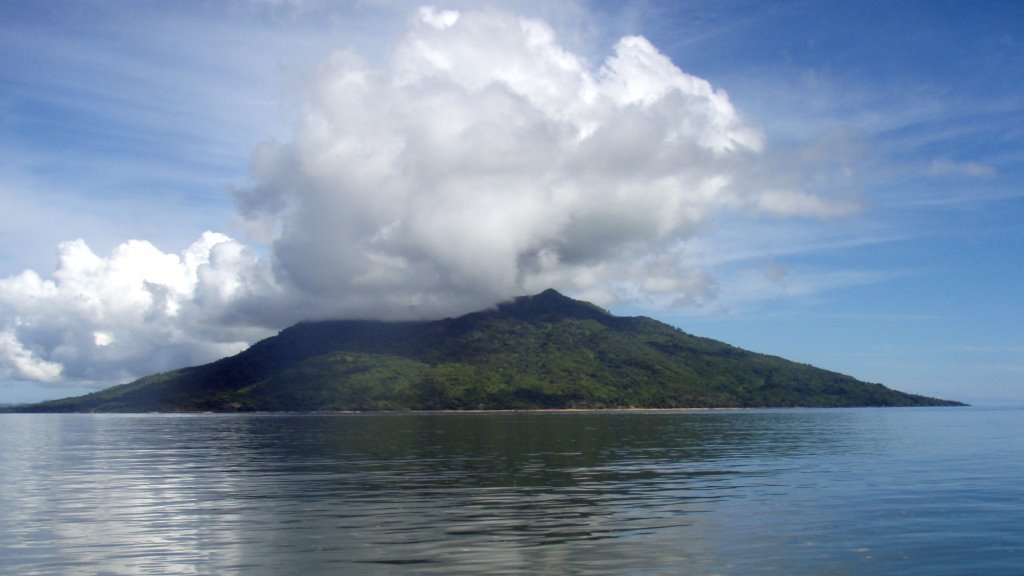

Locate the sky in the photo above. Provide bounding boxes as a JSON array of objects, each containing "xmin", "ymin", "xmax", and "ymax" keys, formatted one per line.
[{"xmin": 0, "ymin": 0, "xmax": 1021, "ymax": 405}]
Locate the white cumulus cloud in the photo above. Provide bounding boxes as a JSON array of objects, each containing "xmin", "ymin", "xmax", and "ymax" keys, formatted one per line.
[
  {"xmin": 234, "ymin": 7, "xmax": 794, "ymax": 321},
  {"xmin": 0, "ymin": 233, "xmax": 274, "ymax": 386}
]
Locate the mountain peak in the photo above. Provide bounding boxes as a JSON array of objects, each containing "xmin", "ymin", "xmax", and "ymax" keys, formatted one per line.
[{"xmin": 493, "ymin": 289, "xmax": 610, "ymax": 322}]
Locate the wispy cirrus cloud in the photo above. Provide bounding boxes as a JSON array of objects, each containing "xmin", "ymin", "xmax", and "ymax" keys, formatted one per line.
[{"xmin": 926, "ymin": 159, "xmax": 998, "ymax": 179}]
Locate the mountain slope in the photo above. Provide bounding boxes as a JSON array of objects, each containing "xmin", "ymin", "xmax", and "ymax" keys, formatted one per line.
[{"xmin": 15, "ymin": 289, "xmax": 962, "ymax": 412}]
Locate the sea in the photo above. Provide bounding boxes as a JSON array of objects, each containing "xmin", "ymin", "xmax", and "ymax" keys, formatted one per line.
[{"xmin": 0, "ymin": 407, "xmax": 1021, "ymax": 575}]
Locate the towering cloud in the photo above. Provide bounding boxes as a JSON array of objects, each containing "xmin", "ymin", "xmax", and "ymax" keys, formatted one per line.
[
  {"xmin": 0, "ymin": 7, "xmax": 849, "ymax": 388},
  {"xmin": 235, "ymin": 7, "xmax": 765, "ymax": 320}
]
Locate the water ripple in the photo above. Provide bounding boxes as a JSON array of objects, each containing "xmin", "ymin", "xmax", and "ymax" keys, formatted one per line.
[{"xmin": 1, "ymin": 409, "xmax": 1021, "ymax": 575}]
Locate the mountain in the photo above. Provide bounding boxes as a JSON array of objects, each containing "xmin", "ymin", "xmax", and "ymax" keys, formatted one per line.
[{"xmin": 12, "ymin": 289, "xmax": 962, "ymax": 412}]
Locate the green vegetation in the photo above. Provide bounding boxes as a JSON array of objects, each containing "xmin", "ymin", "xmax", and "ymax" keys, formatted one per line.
[{"xmin": 11, "ymin": 289, "xmax": 963, "ymax": 412}]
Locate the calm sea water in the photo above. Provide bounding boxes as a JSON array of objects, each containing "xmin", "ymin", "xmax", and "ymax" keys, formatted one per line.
[{"xmin": 1, "ymin": 407, "xmax": 1021, "ymax": 575}]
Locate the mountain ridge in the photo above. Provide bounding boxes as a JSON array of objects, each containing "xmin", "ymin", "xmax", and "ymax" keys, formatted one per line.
[{"xmin": 9, "ymin": 289, "xmax": 963, "ymax": 412}]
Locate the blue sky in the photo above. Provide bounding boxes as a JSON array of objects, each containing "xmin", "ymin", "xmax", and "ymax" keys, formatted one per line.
[{"xmin": 0, "ymin": 1, "xmax": 1020, "ymax": 405}]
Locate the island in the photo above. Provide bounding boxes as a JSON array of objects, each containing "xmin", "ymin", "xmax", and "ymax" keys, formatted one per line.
[{"xmin": 9, "ymin": 289, "xmax": 963, "ymax": 412}]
